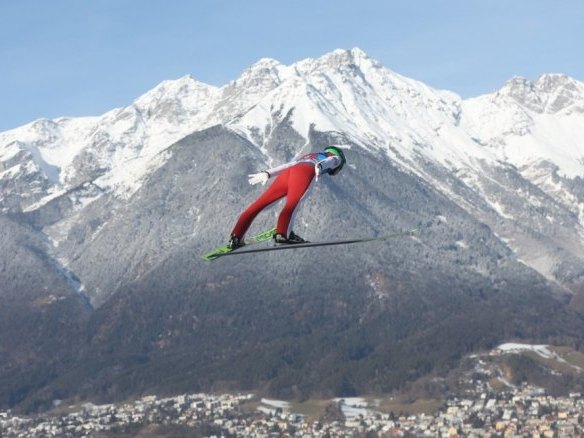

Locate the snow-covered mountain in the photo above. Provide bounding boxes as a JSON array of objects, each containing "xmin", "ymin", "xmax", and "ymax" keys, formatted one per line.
[
  {"xmin": 3, "ymin": 49, "xmax": 583, "ymax": 198},
  {"xmin": 3, "ymin": 48, "xmax": 584, "ymax": 411},
  {"xmin": 2, "ymin": 47, "xmax": 583, "ymax": 296}
]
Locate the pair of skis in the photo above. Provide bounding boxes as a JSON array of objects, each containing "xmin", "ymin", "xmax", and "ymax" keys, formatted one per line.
[{"xmin": 202, "ymin": 228, "xmax": 417, "ymax": 261}]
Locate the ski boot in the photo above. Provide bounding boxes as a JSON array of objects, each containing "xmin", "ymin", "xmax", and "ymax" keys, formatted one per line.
[
  {"xmin": 273, "ymin": 231, "xmax": 307, "ymax": 244},
  {"xmin": 228, "ymin": 234, "xmax": 245, "ymax": 250},
  {"xmin": 288, "ymin": 231, "xmax": 307, "ymax": 243}
]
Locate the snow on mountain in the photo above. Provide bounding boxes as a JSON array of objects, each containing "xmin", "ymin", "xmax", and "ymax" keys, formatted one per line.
[
  {"xmin": 226, "ymin": 50, "xmax": 584, "ymax": 290},
  {"xmin": 0, "ymin": 76, "xmax": 220, "ymax": 206},
  {"xmin": 228, "ymin": 49, "xmax": 584, "ymax": 194},
  {"xmin": 229, "ymin": 49, "xmax": 584, "ymax": 293},
  {"xmin": 461, "ymin": 74, "xmax": 584, "ymax": 179},
  {"xmin": 2, "ymin": 47, "xmax": 485, "ymax": 207},
  {"xmin": 493, "ymin": 343, "xmax": 584, "ymax": 372},
  {"xmin": 496, "ymin": 343, "xmax": 557, "ymax": 359},
  {"xmin": 458, "ymin": 73, "xmax": 584, "ymax": 283},
  {"xmin": 3, "ymin": 48, "xmax": 582, "ymax": 205},
  {"xmin": 231, "ymin": 47, "xmax": 486, "ymax": 173},
  {"xmin": 0, "ymin": 117, "xmax": 96, "ymax": 189},
  {"xmin": 6, "ymin": 48, "xmax": 584, "ymax": 411},
  {"xmin": 0, "ymin": 63, "xmax": 290, "ymax": 205},
  {"xmin": 2, "ymin": 47, "xmax": 584, "ymax": 291}
]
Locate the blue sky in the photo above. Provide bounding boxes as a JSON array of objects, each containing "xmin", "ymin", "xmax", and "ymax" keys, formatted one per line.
[{"xmin": 1, "ymin": 0, "xmax": 583, "ymax": 131}]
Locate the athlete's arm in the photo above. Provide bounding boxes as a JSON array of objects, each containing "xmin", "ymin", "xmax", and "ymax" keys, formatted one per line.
[
  {"xmin": 264, "ymin": 160, "xmax": 297, "ymax": 178},
  {"xmin": 248, "ymin": 160, "xmax": 297, "ymax": 185}
]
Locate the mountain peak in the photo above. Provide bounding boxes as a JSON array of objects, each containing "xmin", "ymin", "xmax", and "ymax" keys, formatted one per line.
[
  {"xmin": 303, "ymin": 47, "xmax": 373, "ymax": 71},
  {"xmin": 497, "ymin": 74, "xmax": 584, "ymax": 114},
  {"xmin": 500, "ymin": 76, "xmax": 534, "ymax": 94},
  {"xmin": 325, "ymin": 47, "xmax": 369, "ymax": 63},
  {"xmin": 535, "ymin": 73, "xmax": 577, "ymax": 91},
  {"xmin": 248, "ymin": 57, "xmax": 283, "ymax": 70},
  {"xmin": 143, "ymin": 74, "xmax": 216, "ymax": 96},
  {"xmin": 133, "ymin": 74, "xmax": 219, "ymax": 116},
  {"xmin": 239, "ymin": 57, "xmax": 287, "ymax": 78},
  {"xmin": 228, "ymin": 57, "xmax": 288, "ymax": 92},
  {"xmin": 349, "ymin": 47, "xmax": 368, "ymax": 58},
  {"xmin": 497, "ymin": 76, "xmax": 539, "ymax": 109},
  {"xmin": 535, "ymin": 73, "xmax": 584, "ymax": 113}
]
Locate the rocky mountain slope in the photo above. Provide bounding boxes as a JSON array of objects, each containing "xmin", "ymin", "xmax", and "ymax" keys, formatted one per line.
[{"xmin": 1, "ymin": 48, "xmax": 584, "ymax": 411}]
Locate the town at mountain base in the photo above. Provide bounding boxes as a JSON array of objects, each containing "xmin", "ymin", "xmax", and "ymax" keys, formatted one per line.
[{"xmin": 3, "ymin": 344, "xmax": 584, "ymax": 436}]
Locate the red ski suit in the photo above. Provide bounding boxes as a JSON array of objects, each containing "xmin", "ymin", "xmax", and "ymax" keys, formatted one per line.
[{"xmin": 231, "ymin": 151, "xmax": 342, "ymax": 239}]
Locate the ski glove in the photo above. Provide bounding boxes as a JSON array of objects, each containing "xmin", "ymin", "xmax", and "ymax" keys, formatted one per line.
[{"xmin": 248, "ymin": 171, "xmax": 269, "ymax": 186}]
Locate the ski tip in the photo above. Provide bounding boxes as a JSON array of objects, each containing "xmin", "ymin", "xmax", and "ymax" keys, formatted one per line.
[
  {"xmin": 201, "ymin": 250, "xmax": 229, "ymax": 261},
  {"xmin": 201, "ymin": 226, "xmax": 277, "ymax": 261}
]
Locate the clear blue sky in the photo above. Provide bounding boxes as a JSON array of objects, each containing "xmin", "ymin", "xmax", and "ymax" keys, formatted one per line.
[{"xmin": 1, "ymin": 0, "xmax": 583, "ymax": 131}]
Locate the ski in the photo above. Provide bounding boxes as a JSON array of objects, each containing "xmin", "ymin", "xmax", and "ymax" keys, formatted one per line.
[
  {"xmin": 201, "ymin": 227, "xmax": 277, "ymax": 261},
  {"xmin": 207, "ymin": 229, "xmax": 417, "ymax": 259}
]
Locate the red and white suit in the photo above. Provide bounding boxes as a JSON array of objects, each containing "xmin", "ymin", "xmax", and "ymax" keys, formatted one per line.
[{"xmin": 231, "ymin": 151, "xmax": 342, "ymax": 239}]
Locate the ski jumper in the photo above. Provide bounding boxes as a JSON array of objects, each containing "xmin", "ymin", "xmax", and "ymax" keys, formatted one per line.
[{"xmin": 231, "ymin": 151, "xmax": 342, "ymax": 239}]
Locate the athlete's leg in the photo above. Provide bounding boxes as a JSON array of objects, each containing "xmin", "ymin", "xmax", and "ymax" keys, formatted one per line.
[
  {"xmin": 288, "ymin": 182, "xmax": 314, "ymax": 236},
  {"xmin": 276, "ymin": 164, "xmax": 315, "ymax": 236},
  {"xmin": 231, "ymin": 169, "xmax": 289, "ymax": 238}
]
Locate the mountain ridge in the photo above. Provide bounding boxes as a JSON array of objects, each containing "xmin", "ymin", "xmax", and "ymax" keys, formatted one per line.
[
  {"xmin": 1, "ymin": 48, "xmax": 584, "ymax": 412},
  {"xmin": 3, "ymin": 47, "xmax": 584, "ymax": 308},
  {"xmin": 2, "ymin": 47, "xmax": 583, "ymax": 198}
]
